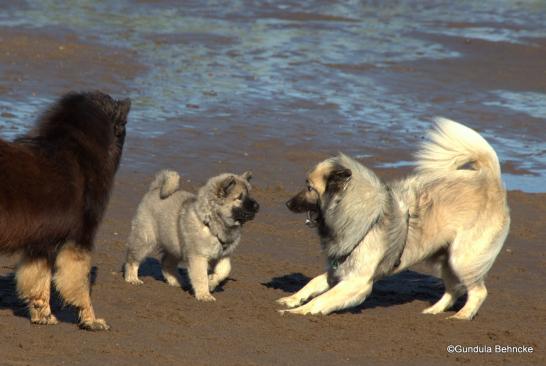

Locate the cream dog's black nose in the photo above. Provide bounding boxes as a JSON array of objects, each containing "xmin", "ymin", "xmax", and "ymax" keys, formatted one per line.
[{"xmin": 253, "ymin": 201, "xmax": 260, "ymax": 212}]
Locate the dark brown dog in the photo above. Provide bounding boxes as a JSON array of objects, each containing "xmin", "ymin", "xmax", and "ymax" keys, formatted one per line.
[{"xmin": 0, "ymin": 91, "xmax": 130, "ymax": 330}]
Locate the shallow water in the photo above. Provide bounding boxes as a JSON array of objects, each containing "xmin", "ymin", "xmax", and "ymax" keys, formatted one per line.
[{"xmin": 0, "ymin": 0, "xmax": 545, "ymax": 191}]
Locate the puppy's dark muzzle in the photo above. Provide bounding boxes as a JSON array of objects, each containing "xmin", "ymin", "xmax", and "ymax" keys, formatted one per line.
[
  {"xmin": 245, "ymin": 198, "xmax": 260, "ymax": 213},
  {"xmin": 235, "ymin": 198, "xmax": 259, "ymax": 223}
]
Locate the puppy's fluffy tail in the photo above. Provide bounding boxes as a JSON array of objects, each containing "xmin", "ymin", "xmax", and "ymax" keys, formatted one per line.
[
  {"xmin": 415, "ymin": 117, "xmax": 502, "ymax": 182},
  {"xmin": 149, "ymin": 170, "xmax": 180, "ymax": 199}
]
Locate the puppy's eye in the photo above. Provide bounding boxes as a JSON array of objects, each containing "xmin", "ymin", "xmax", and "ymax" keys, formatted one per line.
[
  {"xmin": 307, "ymin": 186, "xmax": 312, "ymax": 192},
  {"xmin": 236, "ymin": 193, "xmax": 243, "ymax": 200}
]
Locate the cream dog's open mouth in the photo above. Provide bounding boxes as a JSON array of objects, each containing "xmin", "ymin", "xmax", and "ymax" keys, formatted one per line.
[{"xmin": 305, "ymin": 210, "xmax": 319, "ymax": 228}]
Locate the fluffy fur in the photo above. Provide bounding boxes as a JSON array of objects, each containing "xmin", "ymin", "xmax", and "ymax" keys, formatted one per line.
[
  {"xmin": 279, "ymin": 118, "xmax": 510, "ymax": 320},
  {"xmin": 0, "ymin": 91, "xmax": 130, "ymax": 330},
  {"xmin": 124, "ymin": 170, "xmax": 259, "ymax": 301}
]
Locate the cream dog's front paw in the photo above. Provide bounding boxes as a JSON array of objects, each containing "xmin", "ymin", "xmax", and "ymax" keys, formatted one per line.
[
  {"xmin": 278, "ymin": 306, "xmax": 312, "ymax": 316},
  {"xmin": 276, "ymin": 295, "xmax": 303, "ymax": 309}
]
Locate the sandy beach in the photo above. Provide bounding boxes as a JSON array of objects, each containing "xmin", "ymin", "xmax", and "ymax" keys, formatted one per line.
[{"xmin": 1, "ymin": 2, "xmax": 545, "ymax": 365}]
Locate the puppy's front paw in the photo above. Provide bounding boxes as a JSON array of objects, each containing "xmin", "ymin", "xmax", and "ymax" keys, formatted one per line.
[
  {"xmin": 276, "ymin": 295, "xmax": 302, "ymax": 309},
  {"xmin": 195, "ymin": 292, "xmax": 216, "ymax": 302},
  {"xmin": 124, "ymin": 271, "xmax": 143, "ymax": 285},
  {"xmin": 125, "ymin": 278, "xmax": 144, "ymax": 285},
  {"xmin": 79, "ymin": 318, "xmax": 111, "ymax": 331}
]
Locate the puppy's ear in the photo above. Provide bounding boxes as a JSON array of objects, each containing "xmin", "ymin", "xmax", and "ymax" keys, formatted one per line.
[
  {"xmin": 326, "ymin": 168, "xmax": 352, "ymax": 194},
  {"xmin": 218, "ymin": 176, "xmax": 236, "ymax": 197},
  {"xmin": 241, "ymin": 171, "xmax": 253, "ymax": 182}
]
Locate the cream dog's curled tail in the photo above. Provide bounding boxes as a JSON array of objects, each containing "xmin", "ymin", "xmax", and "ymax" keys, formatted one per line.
[
  {"xmin": 149, "ymin": 170, "xmax": 180, "ymax": 199},
  {"xmin": 415, "ymin": 117, "xmax": 502, "ymax": 184}
]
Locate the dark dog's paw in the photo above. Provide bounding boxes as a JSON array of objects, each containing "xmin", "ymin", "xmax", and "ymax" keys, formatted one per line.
[
  {"xmin": 31, "ymin": 314, "xmax": 59, "ymax": 325},
  {"xmin": 79, "ymin": 318, "xmax": 111, "ymax": 331}
]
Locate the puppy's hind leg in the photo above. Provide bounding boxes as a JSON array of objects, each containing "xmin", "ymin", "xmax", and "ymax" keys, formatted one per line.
[
  {"xmin": 276, "ymin": 272, "xmax": 330, "ymax": 309},
  {"xmin": 187, "ymin": 256, "xmax": 215, "ymax": 302},
  {"xmin": 124, "ymin": 224, "xmax": 156, "ymax": 285},
  {"xmin": 161, "ymin": 252, "xmax": 182, "ymax": 287},
  {"xmin": 54, "ymin": 243, "xmax": 109, "ymax": 331},
  {"xmin": 16, "ymin": 254, "xmax": 58, "ymax": 325},
  {"xmin": 208, "ymin": 257, "xmax": 231, "ymax": 292}
]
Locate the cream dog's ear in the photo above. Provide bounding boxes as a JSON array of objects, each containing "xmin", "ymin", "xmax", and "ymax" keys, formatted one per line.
[{"xmin": 325, "ymin": 168, "xmax": 352, "ymax": 194}]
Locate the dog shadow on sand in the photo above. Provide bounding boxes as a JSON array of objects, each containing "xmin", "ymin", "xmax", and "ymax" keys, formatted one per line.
[
  {"xmin": 131, "ymin": 257, "xmax": 233, "ymax": 294},
  {"xmin": 263, "ymin": 270, "xmax": 466, "ymax": 314},
  {"xmin": 0, "ymin": 267, "xmax": 99, "ymax": 324}
]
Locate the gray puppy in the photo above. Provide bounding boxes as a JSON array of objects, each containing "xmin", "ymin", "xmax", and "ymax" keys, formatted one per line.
[{"xmin": 124, "ymin": 170, "xmax": 259, "ymax": 301}]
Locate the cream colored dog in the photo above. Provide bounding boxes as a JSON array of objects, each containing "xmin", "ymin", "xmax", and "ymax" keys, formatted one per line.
[{"xmin": 279, "ymin": 118, "xmax": 510, "ymax": 320}]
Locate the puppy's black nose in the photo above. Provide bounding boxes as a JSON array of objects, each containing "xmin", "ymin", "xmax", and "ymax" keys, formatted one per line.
[{"xmin": 253, "ymin": 201, "xmax": 260, "ymax": 212}]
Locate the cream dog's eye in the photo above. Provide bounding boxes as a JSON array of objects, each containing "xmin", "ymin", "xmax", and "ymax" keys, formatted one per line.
[{"xmin": 236, "ymin": 193, "xmax": 243, "ymax": 200}]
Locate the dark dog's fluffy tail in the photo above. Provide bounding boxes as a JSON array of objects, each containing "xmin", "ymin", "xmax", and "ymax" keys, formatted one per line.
[{"xmin": 149, "ymin": 170, "xmax": 180, "ymax": 199}]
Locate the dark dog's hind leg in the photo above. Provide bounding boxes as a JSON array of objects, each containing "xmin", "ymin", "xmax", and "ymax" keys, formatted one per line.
[
  {"xmin": 16, "ymin": 254, "xmax": 58, "ymax": 325},
  {"xmin": 54, "ymin": 242, "xmax": 109, "ymax": 331}
]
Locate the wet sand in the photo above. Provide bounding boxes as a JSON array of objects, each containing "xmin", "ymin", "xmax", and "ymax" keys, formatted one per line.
[
  {"xmin": 0, "ymin": 26, "xmax": 143, "ymax": 99},
  {"xmin": 1, "ymin": 6, "xmax": 546, "ymax": 366}
]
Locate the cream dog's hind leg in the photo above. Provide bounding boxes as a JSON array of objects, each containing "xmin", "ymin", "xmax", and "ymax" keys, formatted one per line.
[
  {"xmin": 422, "ymin": 260, "xmax": 463, "ymax": 315},
  {"xmin": 448, "ymin": 281, "xmax": 488, "ymax": 320},
  {"xmin": 446, "ymin": 225, "xmax": 508, "ymax": 320},
  {"xmin": 276, "ymin": 272, "xmax": 329, "ymax": 309},
  {"xmin": 280, "ymin": 278, "xmax": 372, "ymax": 315}
]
